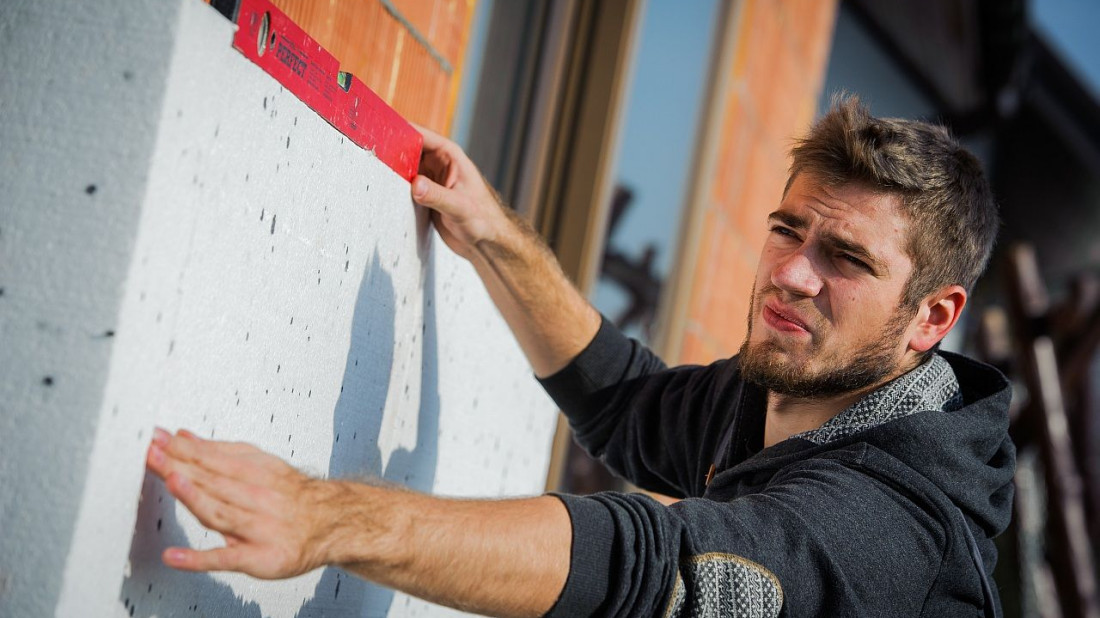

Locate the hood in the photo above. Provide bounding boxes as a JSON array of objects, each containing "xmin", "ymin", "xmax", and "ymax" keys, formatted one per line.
[
  {"xmin": 728, "ymin": 352, "xmax": 1016, "ymax": 538},
  {"xmin": 857, "ymin": 351, "xmax": 1016, "ymax": 537}
]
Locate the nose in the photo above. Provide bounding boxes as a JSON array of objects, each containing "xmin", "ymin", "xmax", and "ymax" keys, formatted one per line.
[{"xmin": 770, "ymin": 250, "xmax": 823, "ymax": 298}]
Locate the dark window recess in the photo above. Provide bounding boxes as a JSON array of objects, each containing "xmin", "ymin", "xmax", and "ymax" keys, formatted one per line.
[{"xmin": 210, "ymin": 0, "xmax": 240, "ymax": 22}]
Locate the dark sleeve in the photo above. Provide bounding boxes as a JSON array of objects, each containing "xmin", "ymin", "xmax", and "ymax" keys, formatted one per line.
[
  {"xmin": 538, "ymin": 316, "xmax": 741, "ymax": 497},
  {"xmin": 545, "ymin": 456, "xmax": 946, "ymax": 617}
]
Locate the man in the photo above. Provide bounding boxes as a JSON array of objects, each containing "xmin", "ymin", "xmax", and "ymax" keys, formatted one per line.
[{"xmin": 145, "ymin": 97, "xmax": 1014, "ymax": 617}]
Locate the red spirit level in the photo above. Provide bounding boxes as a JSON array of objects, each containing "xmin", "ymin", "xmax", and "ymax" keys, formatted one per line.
[{"xmin": 232, "ymin": 0, "xmax": 423, "ymax": 182}]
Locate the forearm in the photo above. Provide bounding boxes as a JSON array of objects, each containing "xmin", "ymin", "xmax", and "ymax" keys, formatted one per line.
[
  {"xmin": 470, "ymin": 209, "xmax": 600, "ymax": 377},
  {"xmin": 327, "ymin": 482, "xmax": 571, "ymax": 617}
]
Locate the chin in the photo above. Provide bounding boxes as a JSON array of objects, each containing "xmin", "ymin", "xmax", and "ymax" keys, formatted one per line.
[{"xmin": 739, "ymin": 335, "xmax": 901, "ymax": 399}]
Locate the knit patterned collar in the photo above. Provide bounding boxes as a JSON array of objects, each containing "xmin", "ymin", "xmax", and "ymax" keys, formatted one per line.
[{"xmin": 792, "ymin": 354, "xmax": 964, "ymax": 445}]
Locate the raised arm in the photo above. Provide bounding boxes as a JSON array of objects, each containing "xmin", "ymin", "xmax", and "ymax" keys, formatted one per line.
[
  {"xmin": 411, "ymin": 126, "xmax": 599, "ymax": 377},
  {"xmin": 409, "ymin": 129, "xmax": 752, "ymax": 496}
]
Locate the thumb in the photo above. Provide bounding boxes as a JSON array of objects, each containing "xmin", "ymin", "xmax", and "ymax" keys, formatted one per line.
[{"xmin": 412, "ymin": 175, "xmax": 461, "ymax": 216}]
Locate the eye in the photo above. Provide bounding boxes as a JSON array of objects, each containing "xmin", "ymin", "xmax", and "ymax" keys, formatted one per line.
[
  {"xmin": 769, "ymin": 225, "xmax": 799, "ymax": 240},
  {"xmin": 840, "ymin": 253, "xmax": 870, "ymax": 270}
]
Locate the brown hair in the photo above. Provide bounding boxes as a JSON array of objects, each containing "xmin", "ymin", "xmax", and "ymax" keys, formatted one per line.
[{"xmin": 788, "ymin": 95, "xmax": 1000, "ymax": 308}]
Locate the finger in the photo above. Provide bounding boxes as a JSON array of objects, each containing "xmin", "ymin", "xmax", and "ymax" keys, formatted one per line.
[
  {"xmin": 148, "ymin": 443, "xmax": 261, "ymax": 515},
  {"xmin": 146, "ymin": 444, "xmax": 165, "ymax": 477},
  {"xmin": 166, "ymin": 471, "xmax": 248, "ymax": 535},
  {"xmin": 161, "ymin": 428, "xmax": 255, "ymax": 457},
  {"xmin": 409, "ymin": 122, "xmax": 447, "ymax": 148},
  {"xmin": 177, "ymin": 429, "xmax": 258, "ymax": 455},
  {"xmin": 165, "ymin": 544, "xmax": 295, "ymax": 580},
  {"xmin": 411, "ymin": 123, "xmax": 457, "ymax": 168},
  {"xmin": 148, "ymin": 439, "xmax": 215, "ymax": 483},
  {"xmin": 163, "ymin": 545, "xmax": 244, "ymax": 573},
  {"xmin": 411, "ymin": 124, "xmax": 464, "ymax": 186},
  {"xmin": 416, "ymin": 148, "xmax": 459, "ymax": 188},
  {"xmin": 150, "ymin": 432, "xmax": 271, "ymax": 493},
  {"xmin": 164, "ymin": 434, "xmax": 296, "ymax": 515},
  {"xmin": 167, "ymin": 431, "xmax": 277, "ymax": 484},
  {"xmin": 412, "ymin": 175, "xmax": 464, "ymax": 216},
  {"xmin": 189, "ymin": 462, "xmax": 266, "ymax": 512},
  {"xmin": 146, "ymin": 441, "xmax": 182, "ymax": 481}
]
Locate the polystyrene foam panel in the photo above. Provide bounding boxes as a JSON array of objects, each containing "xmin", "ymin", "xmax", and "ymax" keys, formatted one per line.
[{"xmin": 1, "ymin": 1, "xmax": 556, "ymax": 615}]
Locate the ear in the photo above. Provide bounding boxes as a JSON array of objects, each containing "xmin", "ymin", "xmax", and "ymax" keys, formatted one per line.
[{"xmin": 908, "ymin": 285, "xmax": 967, "ymax": 353}]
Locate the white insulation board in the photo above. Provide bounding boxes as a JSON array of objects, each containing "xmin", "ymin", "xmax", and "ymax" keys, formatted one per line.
[{"xmin": 0, "ymin": 1, "xmax": 559, "ymax": 616}]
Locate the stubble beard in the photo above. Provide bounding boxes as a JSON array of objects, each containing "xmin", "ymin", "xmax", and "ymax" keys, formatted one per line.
[{"xmin": 738, "ymin": 284, "xmax": 915, "ymax": 399}]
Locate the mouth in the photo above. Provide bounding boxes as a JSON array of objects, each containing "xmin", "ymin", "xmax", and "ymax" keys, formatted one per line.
[{"xmin": 762, "ymin": 301, "xmax": 811, "ymax": 335}]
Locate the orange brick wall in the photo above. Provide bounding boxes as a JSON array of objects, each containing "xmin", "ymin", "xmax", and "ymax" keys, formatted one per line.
[
  {"xmin": 676, "ymin": 0, "xmax": 838, "ymax": 365},
  {"xmin": 265, "ymin": 0, "xmax": 474, "ymax": 133}
]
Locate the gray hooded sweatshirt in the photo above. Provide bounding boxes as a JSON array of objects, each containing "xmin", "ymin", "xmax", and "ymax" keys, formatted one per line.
[{"xmin": 540, "ymin": 318, "xmax": 1015, "ymax": 617}]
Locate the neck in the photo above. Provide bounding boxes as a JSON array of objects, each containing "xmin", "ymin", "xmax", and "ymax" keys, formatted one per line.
[
  {"xmin": 762, "ymin": 357, "xmax": 922, "ymax": 448},
  {"xmin": 762, "ymin": 390, "xmax": 860, "ymax": 448}
]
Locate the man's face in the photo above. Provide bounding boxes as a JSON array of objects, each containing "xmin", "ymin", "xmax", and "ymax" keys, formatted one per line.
[{"xmin": 739, "ymin": 173, "xmax": 919, "ymax": 398}]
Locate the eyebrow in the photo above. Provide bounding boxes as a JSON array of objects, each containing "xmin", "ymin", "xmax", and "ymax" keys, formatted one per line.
[{"xmin": 767, "ymin": 210, "xmax": 889, "ymax": 275}]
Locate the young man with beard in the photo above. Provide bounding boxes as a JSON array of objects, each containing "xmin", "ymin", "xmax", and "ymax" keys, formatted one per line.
[{"xmin": 146, "ymin": 97, "xmax": 1014, "ymax": 617}]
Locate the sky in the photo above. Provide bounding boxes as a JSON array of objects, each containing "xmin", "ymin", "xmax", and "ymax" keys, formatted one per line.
[
  {"xmin": 591, "ymin": 0, "xmax": 721, "ymax": 335},
  {"xmin": 1032, "ymin": 0, "xmax": 1100, "ymax": 100}
]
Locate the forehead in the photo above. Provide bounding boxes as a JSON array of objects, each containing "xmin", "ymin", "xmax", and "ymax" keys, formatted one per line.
[{"xmin": 778, "ymin": 174, "xmax": 911, "ymax": 262}]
